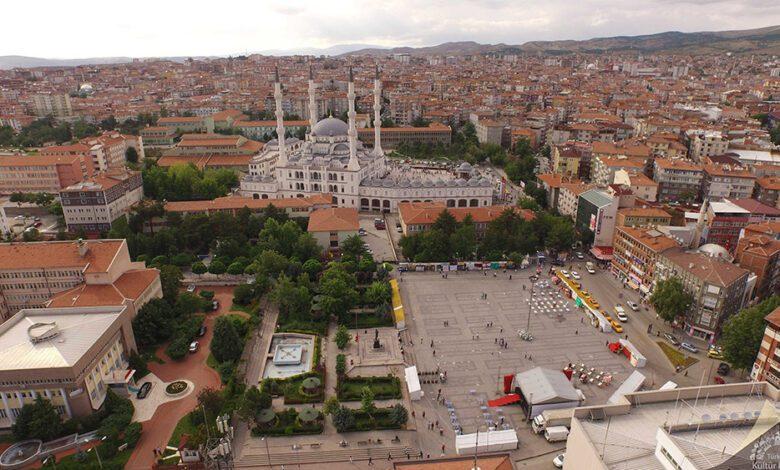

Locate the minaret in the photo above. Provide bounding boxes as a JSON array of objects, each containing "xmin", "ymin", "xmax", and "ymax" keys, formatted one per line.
[
  {"xmin": 274, "ymin": 66, "xmax": 287, "ymax": 166},
  {"xmin": 692, "ymin": 198, "xmax": 708, "ymax": 250},
  {"xmin": 372, "ymin": 64, "xmax": 383, "ymax": 157},
  {"xmin": 307, "ymin": 65, "xmax": 317, "ymax": 132},
  {"xmin": 346, "ymin": 66, "xmax": 359, "ymax": 171}
]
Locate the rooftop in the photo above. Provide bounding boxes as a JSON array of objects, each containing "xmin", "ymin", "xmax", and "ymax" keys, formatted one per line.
[
  {"xmin": 0, "ymin": 306, "xmax": 125, "ymax": 371},
  {"xmin": 307, "ymin": 207, "xmax": 360, "ymax": 232},
  {"xmin": 0, "ymin": 240, "xmax": 125, "ymax": 273}
]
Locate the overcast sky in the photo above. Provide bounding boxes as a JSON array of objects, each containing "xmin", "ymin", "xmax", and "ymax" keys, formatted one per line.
[{"xmin": 4, "ymin": 0, "xmax": 780, "ymax": 58}]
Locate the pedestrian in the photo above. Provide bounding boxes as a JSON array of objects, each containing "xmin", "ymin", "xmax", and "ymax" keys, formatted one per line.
[
  {"xmin": 529, "ymin": 354, "xmax": 532, "ymax": 361},
  {"xmin": 406, "ymin": 451, "xmax": 410, "ymax": 460},
  {"xmin": 431, "ymin": 340, "xmax": 434, "ymax": 348},
  {"xmin": 606, "ymin": 340, "xmax": 609, "ymax": 347},
  {"xmin": 476, "ymin": 333, "xmax": 479, "ymax": 340},
  {"xmin": 509, "ymin": 275, "xmax": 512, "ymax": 280},
  {"xmin": 368, "ymin": 457, "xmax": 373, "ymax": 466},
  {"xmin": 433, "ymin": 349, "xmax": 436, "ymax": 356},
  {"xmin": 435, "ymin": 420, "xmax": 439, "ymax": 427},
  {"xmin": 422, "ymin": 411, "xmax": 426, "ymax": 418},
  {"xmin": 420, "ymin": 337, "xmax": 423, "ymax": 344},
  {"xmin": 439, "ymin": 428, "xmax": 444, "ymax": 436},
  {"xmin": 388, "ymin": 453, "xmax": 393, "ymax": 460},
  {"xmin": 412, "ymin": 410, "xmax": 416, "ymax": 418},
  {"xmin": 581, "ymin": 317, "xmax": 584, "ymax": 324},
  {"xmin": 349, "ymin": 455, "xmax": 354, "ymax": 463},
  {"xmin": 484, "ymin": 272, "xmax": 487, "ymax": 277},
  {"xmin": 575, "ymin": 329, "xmax": 578, "ymax": 335},
  {"xmin": 427, "ymin": 454, "xmax": 431, "ymax": 459},
  {"xmin": 495, "ymin": 338, "xmax": 498, "ymax": 343},
  {"xmin": 500, "ymin": 327, "xmax": 503, "ymax": 333},
  {"xmin": 153, "ymin": 449, "xmax": 157, "ymax": 458},
  {"xmin": 419, "ymin": 450, "xmax": 423, "ymax": 459},
  {"xmin": 441, "ymin": 443, "xmax": 446, "ymax": 453}
]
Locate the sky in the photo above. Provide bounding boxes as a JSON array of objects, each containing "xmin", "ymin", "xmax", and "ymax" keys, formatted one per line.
[{"xmin": 3, "ymin": 0, "xmax": 780, "ymax": 58}]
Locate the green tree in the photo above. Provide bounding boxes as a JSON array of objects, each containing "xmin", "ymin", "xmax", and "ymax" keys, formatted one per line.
[
  {"xmin": 227, "ymin": 262, "xmax": 244, "ymax": 275},
  {"xmin": 341, "ymin": 234, "xmax": 367, "ymax": 260},
  {"xmin": 319, "ymin": 265, "xmax": 359, "ymax": 316},
  {"xmin": 323, "ymin": 396, "xmax": 340, "ymax": 416},
  {"xmin": 233, "ymin": 283, "xmax": 255, "ymax": 306},
  {"xmin": 211, "ymin": 316, "xmax": 243, "ymax": 363},
  {"xmin": 389, "ymin": 403, "xmax": 409, "ymax": 426},
  {"xmin": 335, "ymin": 325, "xmax": 351, "ymax": 350},
  {"xmin": 192, "ymin": 261, "xmax": 207, "ymax": 275},
  {"xmin": 159, "ymin": 265, "xmax": 183, "ymax": 303},
  {"xmin": 721, "ymin": 296, "xmax": 780, "ymax": 371},
  {"xmin": 125, "ymin": 147, "xmax": 139, "ymax": 163},
  {"xmin": 12, "ymin": 396, "xmax": 63, "ymax": 441},
  {"xmin": 238, "ymin": 386, "xmax": 271, "ymax": 424},
  {"xmin": 360, "ymin": 386, "xmax": 375, "ymax": 416},
  {"xmin": 649, "ymin": 277, "xmax": 693, "ymax": 323},
  {"xmin": 364, "ymin": 281, "xmax": 391, "ymax": 306},
  {"xmin": 271, "ymin": 274, "xmax": 311, "ymax": 321},
  {"xmin": 332, "ymin": 406, "xmax": 355, "ymax": 432},
  {"xmin": 208, "ymin": 260, "xmax": 226, "ymax": 276},
  {"xmin": 451, "ymin": 215, "xmax": 476, "ymax": 260},
  {"xmin": 335, "ymin": 353, "xmax": 347, "ymax": 376}
]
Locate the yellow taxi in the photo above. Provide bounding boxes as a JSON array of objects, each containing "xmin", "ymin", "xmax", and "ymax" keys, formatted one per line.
[
  {"xmin": 602, "ymin": 312, "xmax": 613, "ymax": 323},
  {"xmin": 610, "ymin": 320, "xmax": 623, "ymax": 334}
]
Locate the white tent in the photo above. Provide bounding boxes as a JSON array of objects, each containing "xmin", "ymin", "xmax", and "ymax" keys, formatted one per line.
[
  {"xmin": 455, "ymin": 429, "xmax": 518, "ymax": 455},
  {"xmin": 404, "ymin": 366, "xmax": 422, "ymax": 401},
  {"xmin": 608, "ymin": 370, "xmax": 646, "ymax": 404}
]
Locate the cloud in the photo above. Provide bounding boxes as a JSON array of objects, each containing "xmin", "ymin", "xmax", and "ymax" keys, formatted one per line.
[{"xmin": 0, "ymin": 0, "xmax": 778, "ymax": 57}]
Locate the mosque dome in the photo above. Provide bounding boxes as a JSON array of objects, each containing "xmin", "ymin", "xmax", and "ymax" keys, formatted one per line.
[
  {"xmin": 312, "ymin": 117, "xmax": 348, "ymax": 137},
  {"xmin": 697, "ymin": 243, "xmax": 733, "ymax": 262}
]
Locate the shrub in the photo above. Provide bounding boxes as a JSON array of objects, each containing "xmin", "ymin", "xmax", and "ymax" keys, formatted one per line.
[
  {"xmin": 192, "ymin": 262, "xmax": 207, "ymax": 275},
  {"xmin": 124, "ymin": 421, "xmax": 142, "ymax": 447},
  {"xmin": 335, "ymin": 325, "xmax": 351, "ymax": 350},
  {"xmin": 199, "ymin": 290, "xmax": 215, "ymax": 301},
  {"xmin": 128, "ymin": 352, "xmax": 149, "ymax": 379},
  {"xmin": 389, "ymin": 403, "xmax": 408, "ymax": 426},
  {"xmin": 233, "ymin": 284, "xmax": 254, "ymax": 306},
  {"xmin": 332, "ymin": 406, "xmax": 355, "ymax": 433},
  {"xmin": 336, "ymin": 354, "xmax": 346, "ymax": 377},
  {"xmin": 211, "ymin": 316, "xmax": 243, "ymax": 363},
  {"xmin": 324, "ymin": 396, "xmax": 340, "ymax": 416}
]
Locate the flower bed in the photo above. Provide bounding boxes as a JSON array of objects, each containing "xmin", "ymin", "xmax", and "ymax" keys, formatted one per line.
[
  {"xmin": 165, "ymin": 380, "xmax": 189, "ymax": 396},
  {"xmin": 337, "ymin": 375, "xmax": 401, "ymax": 401},
  {"xmin": 261, "ymin": 372, "xmax": 325, "ymax": 404}
]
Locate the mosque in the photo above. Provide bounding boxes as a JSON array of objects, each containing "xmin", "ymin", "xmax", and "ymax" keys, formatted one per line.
[{"xmin": 239, "ymin": 67, "xmax": 494, "ymax": 212}]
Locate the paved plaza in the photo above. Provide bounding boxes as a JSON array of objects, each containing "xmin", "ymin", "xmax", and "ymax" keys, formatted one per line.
[{"xmin": 399, "ymin": 270, "xmax": 633, "ymax": 443}]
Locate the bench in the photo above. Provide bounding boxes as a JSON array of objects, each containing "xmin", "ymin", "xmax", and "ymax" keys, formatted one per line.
[
  {"xmin": 310, "ymin": 443, "xmax": 321, "ymax": 449},
  {"xmin": 357, "ymin": 440, "xmax": 369, "ymax": 446}
]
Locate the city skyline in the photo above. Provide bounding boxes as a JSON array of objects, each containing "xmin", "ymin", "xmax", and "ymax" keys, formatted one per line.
[{"xmin": 3, "ymin": 0, "xmax": 780, "ymax": 58}]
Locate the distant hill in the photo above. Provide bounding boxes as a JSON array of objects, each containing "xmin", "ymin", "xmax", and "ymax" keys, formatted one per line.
[
  {"xmin": 343, "ymin": 25, "xmax": 780, "ymax": 56},
  {"xmin": 0, "ymin": 55, "xmax": 134, "ymax": 69}
]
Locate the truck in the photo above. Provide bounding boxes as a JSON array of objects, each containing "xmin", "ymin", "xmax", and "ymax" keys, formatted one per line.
[
  {"xmin": 544, "ymin": 426, "xmax": 570, "ymax": 442},
  {"xmin": 531, "ymin": 408, "xmax": 574, "ymax": 434},
  {"xmin": 585, "ymin": 261, "xmax": 595, "ymax": 274}
]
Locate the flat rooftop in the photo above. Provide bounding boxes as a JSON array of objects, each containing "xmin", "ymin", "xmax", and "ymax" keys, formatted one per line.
[
  {"xmin": 577, "ymin": 393, "xmax": 779, "ymax": 469},
  {"xmin": 0, "ymin": 306, "xmax": 125, "ymax": 371}
]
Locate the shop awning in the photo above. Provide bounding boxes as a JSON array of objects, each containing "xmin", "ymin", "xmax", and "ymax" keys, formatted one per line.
[
  {"xmin": 487, "ymin": 394, "xmax": 521, "ymax": 407},
  {"xmin": 590, "ymin": 246, "xmax": 614, "ymax": 260}
]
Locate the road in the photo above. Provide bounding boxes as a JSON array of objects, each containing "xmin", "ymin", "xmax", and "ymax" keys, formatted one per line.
[{"xmin": 560, "ymin": 258, "xmax": 733, "ymax": 388}]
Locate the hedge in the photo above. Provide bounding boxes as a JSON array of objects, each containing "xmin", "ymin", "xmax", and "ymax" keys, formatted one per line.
[{"xmin": 337, "ymin": 375, "xmax": 401, "ymax": 401}]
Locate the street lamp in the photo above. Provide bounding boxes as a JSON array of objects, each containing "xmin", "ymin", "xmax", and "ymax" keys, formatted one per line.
[
  {"xmin": 87, "ymin": 436, "xmax": 107, "ymax": 469},
  {"xmin": 42, "ymin": 455, "xmax": 56, "ymax": 469},
  {"xmin": 261, "ymin": 436, "xmax": 272, "ymax": 470}
]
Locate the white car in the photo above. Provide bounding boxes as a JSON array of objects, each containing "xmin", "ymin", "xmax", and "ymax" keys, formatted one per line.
[
  {"xmin": 189, "ymin": 341, "xmax": 199, "ymax": 353},
  {"xmin": 571, "ymin": 271, "xmax": 581, "ymax": 280},
  {"xmin": 560, "ymin": 270, "xmax": 570, "ymax": 278},
  {"xmin": 553, "ymin": 453, "xmax": 565, "ymax": 468},
  {"xmin": 627, "ymin": 301, "xmax": 639, "ymax": 311},
  {"xmin": 186, "ymin": 284, "xmax": 196, "ymax": 293}
]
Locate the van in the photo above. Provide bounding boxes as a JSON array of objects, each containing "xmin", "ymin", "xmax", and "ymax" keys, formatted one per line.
[
  {"xmin": 585, "ymin": 262, "xmax": 595, "ymax": 274},
  {"xmin": 544, "ymin": 426, "xmax": 570, "ymax": 442}
]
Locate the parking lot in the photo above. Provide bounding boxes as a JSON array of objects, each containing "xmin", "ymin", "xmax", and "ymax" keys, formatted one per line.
[
  {"xmin": 358, "ymin": 214, "xmax": 397, "ymax": 262},
  {"xmin": 398, "ymin": 270, "xmax": 634, "ymax": 459}
]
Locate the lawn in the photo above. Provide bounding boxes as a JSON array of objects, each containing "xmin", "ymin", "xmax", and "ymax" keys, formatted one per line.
[
  {"xmin": 338, "ymin": 376, "xmax": 402, "ymax": 401},
  {"xmin": 43, "ymin": 447, "xmax": 133, "ymax": 469},
  {"xmin": 229, "ymin": 302, "xmax": 257, "ymax": 315},
  {"xmin": 338, "ymin": 310, "xmax": 394, "ymax": 329},
  {"xmin": 168, "ymin": 412, "xmax": 200, "ymax": 448},
  {"xmin": 347, "ymin": 408, "xmax": 403, "ymax": 432},
  {"xmin": 657, "ymin": 342, "xmax": 699, "ymax": 369}
]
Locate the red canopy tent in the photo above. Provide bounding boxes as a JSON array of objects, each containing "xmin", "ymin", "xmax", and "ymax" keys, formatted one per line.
[{"xmin": 487, "ymin": 393, "xmax": 521, "ymax": 407}]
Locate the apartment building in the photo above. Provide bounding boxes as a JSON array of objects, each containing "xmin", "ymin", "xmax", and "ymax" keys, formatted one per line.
[
  {"xmin": 612, "ymin": 226, "xmax": 678, "ymax": 295},
  {"xmin": 0, "ymin": 305, "xmax": 137, "ymax": 428},
  {"xmin": 652, "ymin": 158, "xmax": 704, "ymax": 202},
  {"xmin": 558, "ymin": 182, "xmax": 595, "ymax": 219},
  {"xmin": 475, "ymin": 119, "xmax": 505, "ymax": 146},
  {"xmin": 60, "ymin": 170, "xmax": 143, "ymax": 234},
  {"xmin": 615, "ymin": 206, "xmax": 672, "ymax": 228},
  {"xmin": 398, "ymin": 202, "xmax": 533, "ymax": 238},
  {"xmin": 158, "ymin": 115, "xmax": 212, "ymax": 133},
  {"xmin": 591, "ymin": 157, "xmax": 646, "ymax": 187},
  {"xmin": 576, "ymin": 189, "xmax": 619, "ymax": 251},
  {"xmin": 754, "ymin": 176, "xmax": 780, "ymax": 209},
  {"xmin": 701, "ymin": 164, "xmax": 756, "ymax": 201},
  {"xmin": 563, "ymin": 382, "xmax": 780, "ymax": 470},
  {"xmin": 550, "ymin": 145, "xmax": 583, "ymax": 179},
  {"xmin": 0, "ymin": 155, "xmax": 88, "ymax": 195},
  {"xmin": 357, "ymin": 123, "xmax": 451, "ymax": 149},
  {"xmin": 687, "ymin": 130, "xmax": 728, "ymax": 162},
  {"xmin": 735, "ymin": 233, "xmax": 780, "ymax": 301},
  {"xmin": 139, "ymin": 126, "xmax": 177, "ymax": 148},
  {"xmin": 704, "ymin": 200, "xmax": 751, "ymax": 252},
  {"xmin": 655, "ymin": 247, "xmax": 750, "ymax": 341},
  {"xmin": 0, "ymin": 239, "xmax": 161, "ymax": 321},
  {"xmin": 751, "ymin": 306, "xmax": 780, "ymax": 387},
  {"xmin": 31, "ymin": 93, "xmax": 72, "ymax": 118},
  {"xmin": 80, "ymin": 132, "xmax": 136, "ymax": 172},
  {"xmin": 235, "ymin": 120, "xmax": 309, "ymax": 140},
  {"xmin": 613, "ymin": 169, "xmax": 658, "ymax": 202},
  {"xmin": 163, "ymin": 133, "xmax": 262, "ymax": 156}
]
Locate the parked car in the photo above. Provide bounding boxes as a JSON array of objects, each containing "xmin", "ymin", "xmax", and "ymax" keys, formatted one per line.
[
  {"xmin": 571, "ymin": 271, "xmax": 581, "ymax": 280},
  {"xmin": 585, "ymin": 261, "xmax": 595, "ymax": 274},
  {"xmin": 373, "ymin": 218, "xmax": 385, "ymax": 229},
  {"xmin": 186, "ymin": 284, "xmax": 196, "ymax": 293},
  {"xmin": 560, "ymin": 270, "xmax": 570, "ymax": 278},
  {"xmin": 615, "ymin": 309, "xmax": 628, "ymax": 322},
  {"xmin": 680, "ymin": 342, "xmax": 698, "ymax": 353},
  {"xmin": 627, "ymin": 301, "xmax": 639, "ymax": 311},
  {"xmin": 717, "ymin": 362, "xmax": 730, "ymax": 376},
  {"xmin": 707, "ymin": 347, "xmax": 724, "ymax": 360},
  {"xmin": 212, "ymin": 300, "xmax": 219, "ymax": 311},
  {"xmin": 136, "ymin": 382, "xmax": 152, "ymax": 399},
  {"xmin": 189, "ymin": 341, "xmax": 199, "ymax": 353},
  {"xmin": 575, "ymin": 252, "xmax": 585, "ymax": 259},
  {"xmin": 358, "ymin": 228, "xmax": 367, "ymax": 236},
  {"xmin": 553, "ymin": 453, "xmax": 565, "ymax": 468},
  {"xmin": 664, "ymin": 333, "xmax": 680, "ymax": 346},
  {"xmin": 610, "ymin": 320, "xmax": 623, "ymax": 334},
  {"xmin": 33, "ymin": 222, "xmax": 42, "ymax": 228},
  {"xmin": 198, "ymin": 325, "xmax": 207, "ymax": 337}
]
